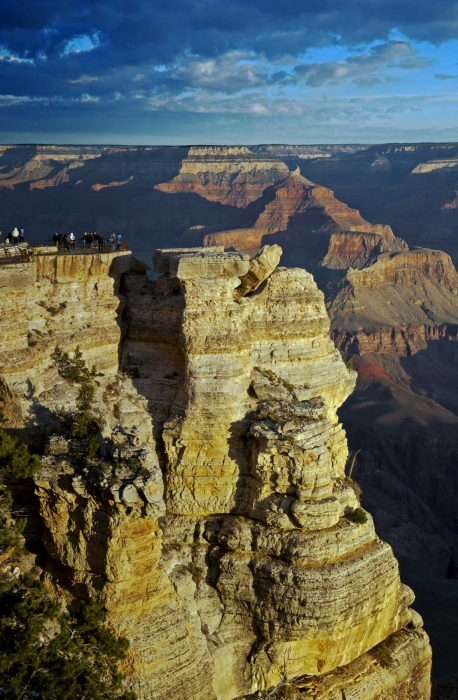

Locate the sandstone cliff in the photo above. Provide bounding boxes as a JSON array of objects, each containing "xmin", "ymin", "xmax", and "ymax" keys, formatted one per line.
[
  {"xmin": 296, "ymin": 143, "xmax": 458, "ymax": 268},
  {"xmin": 155, "ymin": 146, "xmax": 290, "ymax": 207},
  {"xmin": 324, "ymin": 243, "xmax": 458, "ymax": 607},
  {"xmin": 0, "ymin": 246, "xmax": 431, "ymax": 699},
  {"xmin": 0, "ymin": 247, "xmax": 134, "ymax": 445},
  {"xmin": 329, "ymin": 247, "xmax": 458, "ymax": 351},
  {"xmin": 1, "ymin": 142, "xmax": 458, "ymax": 274}
]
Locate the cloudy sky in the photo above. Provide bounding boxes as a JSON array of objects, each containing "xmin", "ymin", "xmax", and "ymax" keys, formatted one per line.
[{"xmin": 1, "ymin": 0, "xmax": 458, "ymax": 144}]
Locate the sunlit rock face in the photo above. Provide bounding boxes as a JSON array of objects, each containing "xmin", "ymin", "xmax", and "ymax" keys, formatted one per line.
[
  {"xmin": 155, "ymin": 146, "xmax": 290, "ymax": 208},
  {"xmin": 202, "ymin": 167, "xmax": 407, "ymax": 273},
  {"xmin": 0, "ymin": 246, "xmax": 431, "ymax": 699},
  {"xmin": 0, "ymin": 248, "xmax": 133, "ymax": 446}
]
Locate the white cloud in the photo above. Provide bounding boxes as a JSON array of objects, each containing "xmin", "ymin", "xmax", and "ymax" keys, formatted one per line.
[
  {"xmin": 169, "ymin": 51, "xmax": 270, "ymax": 94},
  {"xmin": 79, "ymin": 93, "xmax": 100, "ymax": 103},
  {"xmin": 61, "ymin": 33, "xmax": 101, "ymax": 56},
  {"xmin": 67, "ymin": 75, "xmax": 100, "ymax": 84}
]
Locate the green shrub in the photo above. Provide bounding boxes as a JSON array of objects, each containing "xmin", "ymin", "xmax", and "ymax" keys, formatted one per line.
[
  {"xmin": 86, "ymin": 436, "xmax": 100, "ymax": 460},
  {"xmin": 54, "ymin": 347, "xmax": 101, "ymax": 439},
  {"xmin": 127, "ymin": 457, "xmax": 140, "ymax": 471},
  {"xmin": 55, "ymin": 346, "xmax": 99, "ymax": 385},
  {"xmin": 0, "ymin": 399, "xmax": 41, "ymax": 586},
  {"xmin": 0, "ymin": 483, "xmax": 26, "ymax": 552},
  {"xmin": 346, "ymin": 507, "xmax": 368, "ymax": 524},
  {"xmin": 0, "ymin": 576, "xmax": 135, "ymax": 700},
  {"xmin": 0, "ymin": 407, "xmax": 41, "ymax": 480}
]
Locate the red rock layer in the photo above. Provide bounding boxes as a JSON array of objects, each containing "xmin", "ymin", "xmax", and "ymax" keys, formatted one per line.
[
  {"xmin": 345, "ymin": 248, "xmax": 458, "ymax": 291},
  {"xmin": 333, "ymin": 323, "xmax": 458, "ymax": 357},
  {"xmin": 204, "ymin": 168, "xmax": 400, "ymax": 270},
  {"xmin": 155, "ymin": 146, "xmax": 290, "ymax": 208}
]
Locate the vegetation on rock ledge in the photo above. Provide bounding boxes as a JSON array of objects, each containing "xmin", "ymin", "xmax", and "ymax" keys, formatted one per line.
[
  {"xmin": 0, "ymin": 407, "xmax": 41, "ymax": 481},
  {"xmin": 55, "ymin": 346, "xmax": 102, "ymax": 439},
  {"xmin": 0, "ymin": 399, "xmax": 41, "ymax": 563},
  {"xmin": 0, "ymin": 575, "xmax": 135, "ymax": 700},
  {"xmin": 346, "ymin": 506, "xmax": 368, "ymax": 524},
  {"xmin": 0, "ymin": 392, "xmax": 134, "ymax": 700}
]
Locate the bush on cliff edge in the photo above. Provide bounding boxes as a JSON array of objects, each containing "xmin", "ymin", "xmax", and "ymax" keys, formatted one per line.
[
  {"xmin": 54, "ymin": 346, "xmax": 102, "ymax": 438},
  {"xmin": 0, "ymin": 394, "xmax": 134, "ymax": 700},
  {"xmin": 0, "ymin": 575, "xmax": 135, "ymax": 700}
]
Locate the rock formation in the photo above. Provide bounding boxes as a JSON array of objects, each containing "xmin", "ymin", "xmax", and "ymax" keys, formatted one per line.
[
  {"xmin": 296, "ymin": 143, "xmax": 458, "ymax": 267},
  {"xmin": 0, "ymin": 245, "xmax": 431, "ymax": 699},
  {"xmin": 203, "ymin": 167, "xmax": 406, "ymax": 271},
  {"xmin": 0, "ymin": 247, "xmax": 132, "ymax": 444},
  {"xmin": 329, "ymin": 247, "xmax": 458, "ymax": 352},
  {"xmin": 155, "ymin": 146, "xmax": 290, "ymax": 207},
  {"xmin": 0, "ymin": 142, "xmax": 458, "ymax": 272},
  {"xmin": 0, "ymin": 141, "xmax": 456, "ymax": 691},
  {"xmin": 323, "ymin": 243, "xmax": 458, "ymax": 596}
]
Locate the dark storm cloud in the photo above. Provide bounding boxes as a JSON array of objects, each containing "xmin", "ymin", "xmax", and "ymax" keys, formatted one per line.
[
  {"xmin": 0, "ymin": 0, "xmax": 457, "ymax": 136},
  {"xmin": 1, "ymin": 1, "xmax": 458, "ymax": 65}
]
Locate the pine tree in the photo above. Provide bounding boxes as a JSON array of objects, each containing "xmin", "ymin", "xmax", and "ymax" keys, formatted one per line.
[
  {"xmin": 0, "ymin": 406, "xmax": 41, "ymax": 480},
  {"xmin": 0, "ymin": 576, "xmax": 135, "ymax": 700}
]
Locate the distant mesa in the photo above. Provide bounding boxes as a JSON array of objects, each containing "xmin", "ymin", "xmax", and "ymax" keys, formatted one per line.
[
  {"xmin": 412, "ymin": 158, "xmax": 458, "ymax": 174},
  {"xmin": 155, "ymin": 145, "xmax": 290, "ymax": 207}
]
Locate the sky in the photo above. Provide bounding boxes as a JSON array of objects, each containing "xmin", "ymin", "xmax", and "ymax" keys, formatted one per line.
[{"xmin": 1, "ymin": 0, "xmax": 458, "ymax": 144}]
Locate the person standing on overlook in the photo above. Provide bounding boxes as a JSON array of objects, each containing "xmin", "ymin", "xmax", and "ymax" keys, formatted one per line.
[
  {"xmin": 69, "ymin": 232, "xmax": 75, "ymax": 250},
  {"xmin": 116, "ymin": 232, "xmax": 122, "ymax": 250},
  {"xmin": 12, "ymin": 228, "xmax": 19, "ymax": 246},
  {"xmin": 53, "ymin": 232, "xmax": 59, "ymax": 247},
  {"xmin": 19, "ymin": 227, "xmax": 25, "ymax": 243}
]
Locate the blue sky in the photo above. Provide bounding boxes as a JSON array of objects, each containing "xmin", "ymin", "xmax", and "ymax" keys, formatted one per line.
[{"xmin": 1, "ymin": 0, "xmax": 458, "ymax": 144}]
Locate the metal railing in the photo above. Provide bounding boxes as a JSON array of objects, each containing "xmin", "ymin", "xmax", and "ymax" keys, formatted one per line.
[
  {"xmin": 0, "ymin": 244, "xmax": 31, "ymax": 264},
  {"xmin": 46, "ymin": 243, "xmax": 126, "ymax": 254},
  {"xmin": 0, "ymin": 239, "xmax": 128, "ymax": 264}
]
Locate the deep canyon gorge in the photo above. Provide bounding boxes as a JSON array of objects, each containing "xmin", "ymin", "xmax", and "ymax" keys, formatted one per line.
[{"xmin": 2, "ymin": 142, "xmax": 458, "ymax": 697}]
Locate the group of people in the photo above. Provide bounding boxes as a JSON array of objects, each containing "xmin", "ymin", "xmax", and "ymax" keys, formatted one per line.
[
  {"xmin": 52, "ymin": 231, "xmax": 124, "ymax": 251},
  {"xmin": 83, "ymin": 232, "xmax": 123, "ymax": 250},
  {"xmin": 53, "ymin": 232, "xmax": 76, "ymax": 250},
  {"xmin": 0, "ymin": 227, "xmax": 25, "ymax": 246},
  {"xmin": 0, "ymin": 227, "xmax": 125, "ymax": 253}
]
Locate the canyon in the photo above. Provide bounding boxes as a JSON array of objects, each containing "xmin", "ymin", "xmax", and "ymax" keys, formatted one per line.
[
  {"xmin": 0, "ymin": 244, "xmax": 431, "ymax": 698},
  {"xmin": 1, "ymin": 142, "xmax": 458, "ymax": 693}
]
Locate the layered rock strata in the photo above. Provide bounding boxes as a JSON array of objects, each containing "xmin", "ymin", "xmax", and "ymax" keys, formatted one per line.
[
  {"xmin": 0, "ymin": 246, "xmax": 431, "ymax": 698},
  {"xmin": 155, "ymin": 146, "xmax": 290, "ymax": 207},
  {"xmin": 203, "ymin": 167, "xmax": 406, "ymax": 270},
  {"xmin": 329, "ymin": 247, "xmax": 458, "ymax": 355},
  {"xmin": 0, "ymin": 248, "xmax": 134, "ymax": 441},
  {"xmin": 326, "ymin": 245, "xmax": 458, "ymax": 585}
]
